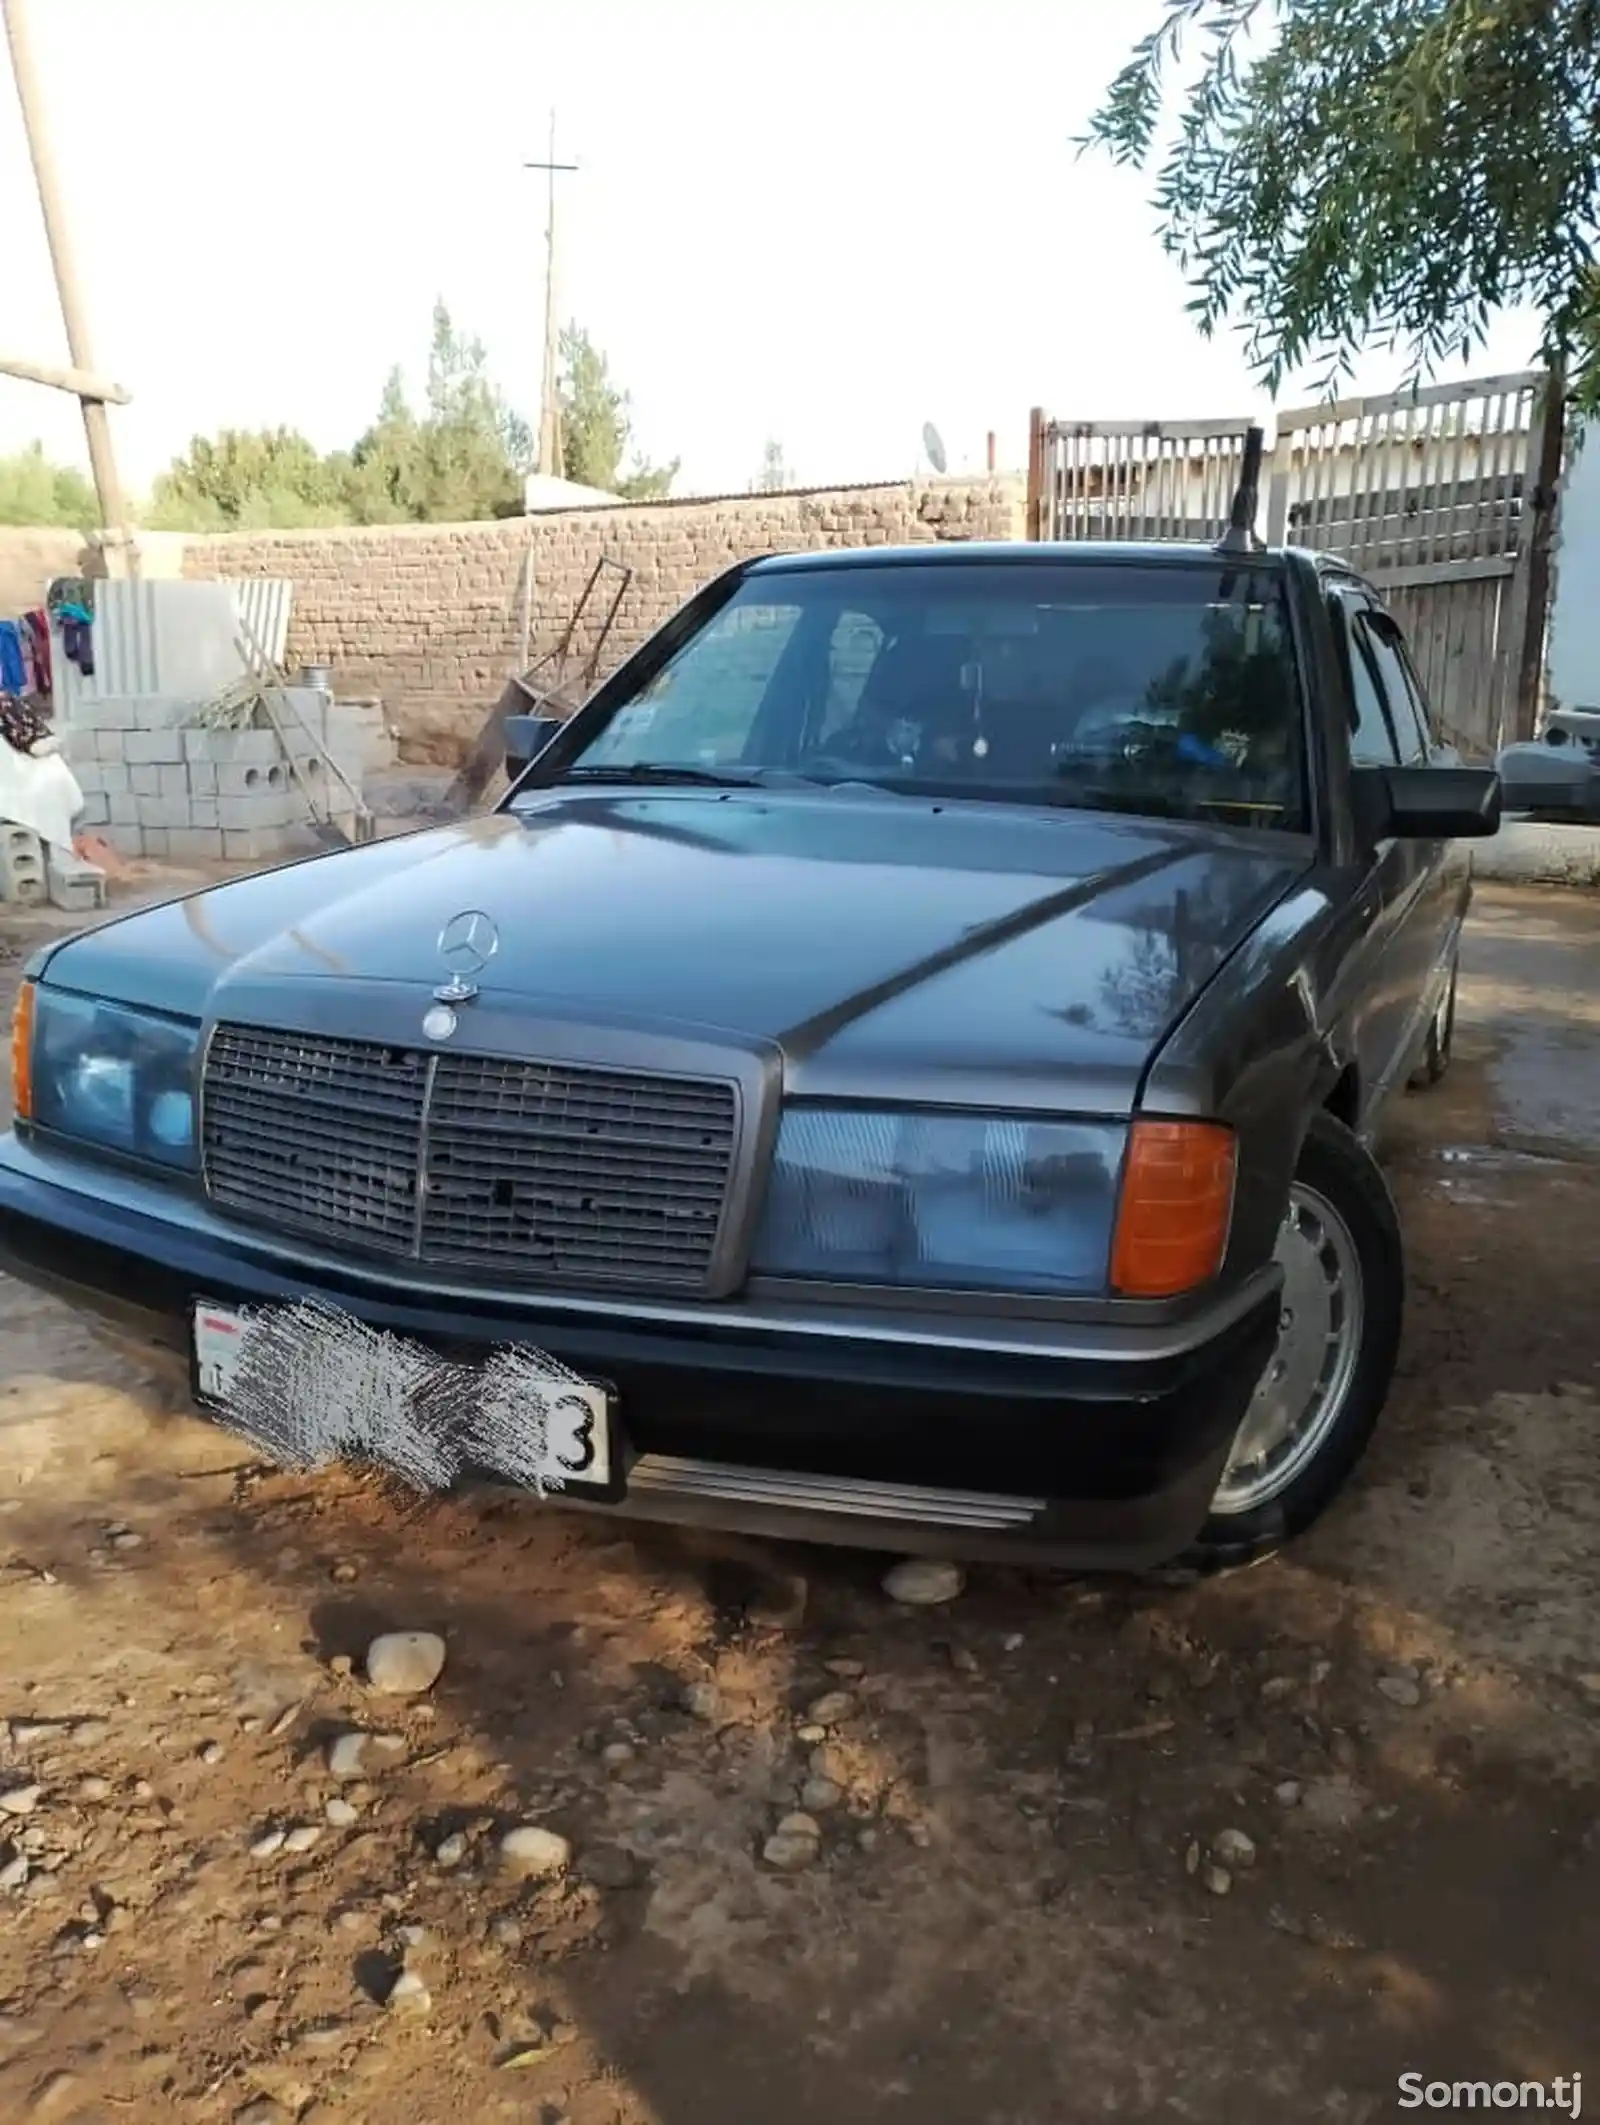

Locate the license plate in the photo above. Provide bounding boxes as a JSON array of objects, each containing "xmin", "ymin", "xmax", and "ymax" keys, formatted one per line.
[{"xmin": 190, "ymin": 1301, "xmax": 621, "ymax": 1501}]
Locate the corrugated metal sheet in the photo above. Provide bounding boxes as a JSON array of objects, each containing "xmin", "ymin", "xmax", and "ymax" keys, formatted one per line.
[{"xmin": 56, "ymin": 578, "xmax": 293, "ymax": 718}]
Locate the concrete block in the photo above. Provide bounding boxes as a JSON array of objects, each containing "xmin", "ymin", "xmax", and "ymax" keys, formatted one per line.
[
  {"xmin": 74, "ymin": 761, "xmax": 108, "ymax": 794},
  {"xmin": 188, "ymin": 759, "xmax": 218, "ymax": 795},
  {"xmin": 0, "ymin": 826, "xmax": 48, "ymax": 906},
  {"xmin": 157, "ymin": 764, "xmax": 189, "ymax": 798},
  {"xmin": 166, "ymin": 827, "xmax": 226, "ymax": 861},
  {"xmin": 73, "ymin": 697, "xmax": 138, "ymax": 731},
  {"xmin": 55, "ymin": 726, "xmax": 96, "ymax": 766},
  {"xmin": 100, "ymin": 822, "xmax": 144, "ymax": 858},
  {"xmin": 124, "ymin": 728, "xmax": 187, "ymax": 766},
  {"xmin": 108, "ymin": 791, "xmax": 141, "ymax": 826},
  {"xmin": 223, "ymin": 827, "xmax": 293, "ymax": 862},
  {"xmin": 130, "ymin": 764, "xmax": 161, "ymax": 796},
  {"xmin": 219, "ymin": 791, "xmax": 292, "ymax": 830},
  {"xmin": 95, "ymin": 761, "xmax": 131, "ymax": 795},
  {"xmin": 141, "ymin": 828, "xmax": 169, "ymax": 859},
  {"xmin": 47, "ymin": 850, "xmax": 108, "ymax": 913},
  {"xmin": 137, "ymin": 795, "xmax": 192, "ymax": 829},
  {"xmin": 94, "ymin": 728, "xmax": 128, "ymax": 764},
  {"xmin": 188, "ymin": 798, "xmax": 219, "ymax": 828},
  {"xmin": 186, "ymin": 728, "xmax": 281, "ymax": 769},
  {"xmin": 216, "ymin": 762, "xmax": 288, "ymax": 798},
  {"xmin": 76, "ymin": 791, "xmax": 111, "ymax": 826},
  {"xmin": 132, "ymin": 697, "xmax": 202, "ymax": 730}
]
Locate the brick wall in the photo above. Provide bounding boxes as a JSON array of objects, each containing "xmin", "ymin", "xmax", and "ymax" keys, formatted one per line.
[{"xmin": 176, "ymin": 476, "xmax": 1028, "ymax": 763}]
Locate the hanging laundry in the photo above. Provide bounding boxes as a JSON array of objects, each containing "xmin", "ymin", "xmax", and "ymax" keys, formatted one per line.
[
  {"xmin": 0, "ymin": 622, "xmax": 24, "ymax": 696},
  {"xmin": 21, "ymin": 611, "xmax": 51, "ymax": 699}
]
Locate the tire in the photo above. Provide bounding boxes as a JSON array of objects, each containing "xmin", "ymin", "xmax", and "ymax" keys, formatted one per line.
[
  {"xmin": 1190, "ymin": 1111, "xmax": 1404, "ymax": 1569},
  {"xmin": 1408, "ymin": 957, "xmax": 1457, "ymax": 1089}
]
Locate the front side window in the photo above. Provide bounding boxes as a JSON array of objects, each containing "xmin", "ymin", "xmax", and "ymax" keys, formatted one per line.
[{"xmin": 555, "ymin": 561, "xmax": 1308, "ymax": 832}]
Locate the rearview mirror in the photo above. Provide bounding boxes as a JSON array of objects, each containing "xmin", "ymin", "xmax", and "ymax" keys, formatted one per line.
[
  {"xmin": 1358, "ymin": 764, "xmax": 1502, "ymax": 840},
  {"xmin": 505, "ymin": 714, "xmax": 565, "ymax": 772}
]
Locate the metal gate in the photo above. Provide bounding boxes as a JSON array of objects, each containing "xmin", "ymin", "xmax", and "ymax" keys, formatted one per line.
[
  {"xmin": 1267, "ymin": 370, "xmax": 1557, "ymax": 754},
  {"xmin": 1026, "ymin": 413, "xmax": 1255, "ymax": 543},
  {"xmin": 1026, "ymin": 373, "xmax": 1562, "ymax": 754}
]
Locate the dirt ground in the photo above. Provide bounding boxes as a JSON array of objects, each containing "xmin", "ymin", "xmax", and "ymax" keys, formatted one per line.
[{"xmin": 0, "ymin": 879, "xmax": 1597, "ymax": 2125}]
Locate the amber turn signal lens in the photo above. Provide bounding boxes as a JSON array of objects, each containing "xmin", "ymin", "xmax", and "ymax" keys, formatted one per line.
[
  {"xmin": 10, "ymin": 980, "xmax": 35, "ymax": 1123},
  {"xmin": 1110, "ymin": 1119, "xmax": 1237, "ymax": 1299}
]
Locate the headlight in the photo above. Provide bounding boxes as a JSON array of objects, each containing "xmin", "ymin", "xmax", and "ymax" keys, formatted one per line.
[
  {"xmin": 749, "ymin": 1107, "xmax": 1126, "ymax": 1295},
  {"xmin": 25, "ymin": 987, "xmax": 200, "ymax": 1172}
]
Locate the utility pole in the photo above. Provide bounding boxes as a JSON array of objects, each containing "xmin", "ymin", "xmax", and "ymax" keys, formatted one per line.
[
  {"xmin": 524, "ymin": 112, "xmax": 578, "ymax": 481},
  {"xmin": 2, "ymin": 0, "xmax": 133, "ymax": 562}
]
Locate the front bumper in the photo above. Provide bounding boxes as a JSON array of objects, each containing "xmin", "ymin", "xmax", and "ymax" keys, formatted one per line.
[{"xmin": 0, "ymin": 1135, "xmax": 1279, "ymax": 1569}]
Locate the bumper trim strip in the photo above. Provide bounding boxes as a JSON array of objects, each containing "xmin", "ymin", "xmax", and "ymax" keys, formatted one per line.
[{"xmin": 625, "ymin": 1453, "xmax": 1046, "ymax": 1528}]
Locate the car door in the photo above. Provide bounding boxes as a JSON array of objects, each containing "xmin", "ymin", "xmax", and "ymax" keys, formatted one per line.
[
  {"xmin": 1351, "ymin": 600, "xmax": 1462, "ymax": 1070},
  {"xmin": 1327, "ymin": 584, "xmax": 1419, "ymax": 1115}
]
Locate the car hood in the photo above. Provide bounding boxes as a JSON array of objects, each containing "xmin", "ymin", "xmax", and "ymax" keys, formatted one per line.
[{"xmin": 43, "ymin": 789, "xmax": 1311, "ymax": 1116}]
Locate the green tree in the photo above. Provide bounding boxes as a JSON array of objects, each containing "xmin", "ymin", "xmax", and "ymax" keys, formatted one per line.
[
  {"xmin": 346, "ymin": 304, "xmax": 530, "ymax": 523},
  {"xmin": 559, "ymin": 324, "xmax": 678, "ymax": 498},
  {"xmin": 146, "ymin": 428, "xmax": 350, "ymax": 530},
  {"xmin": 0, "ymin": 441, "xmax": 98, "ymax": 529},
  {"xmin": 1086, "ymin": 0, "xmax": 1600, "ymax": 402}
]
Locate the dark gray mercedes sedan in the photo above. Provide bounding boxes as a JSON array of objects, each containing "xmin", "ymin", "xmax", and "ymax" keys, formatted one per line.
[{"xmin": 0, "ymin": 533, "xmax": 1499, "ymax": 1569}]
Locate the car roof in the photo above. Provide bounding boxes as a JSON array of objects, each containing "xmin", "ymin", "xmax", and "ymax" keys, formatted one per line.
[{"xmin": 746, "ymin": 540, "xmax": 1296, "ymax": 575}]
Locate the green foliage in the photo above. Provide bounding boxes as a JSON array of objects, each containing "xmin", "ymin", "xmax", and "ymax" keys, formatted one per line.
[
  {"xmin": 146, "ymin": 427, "xmax": 352, "ymax": 531},
  {"xmin": 1085, "ymin": 0, "xmax": 1600, "ymax": 403},
  {"xmin": 0, "ymin": 441, "xmax": 98, "ymax": 529},
  {"xmin": 143, "ymin": 306, "xmax": 673, "ymax": 530},
  {"xmin": 559, "ymin": 325, "xmax": 678, "ymax": 499}
]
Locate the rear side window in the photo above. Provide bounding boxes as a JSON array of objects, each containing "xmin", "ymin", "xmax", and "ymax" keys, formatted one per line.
[{"xmin": 1332, "ymin": 592, "xmax": 1401, "ymax": 765}]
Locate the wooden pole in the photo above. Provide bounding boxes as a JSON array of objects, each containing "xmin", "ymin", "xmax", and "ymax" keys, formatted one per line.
[
  {"xmin": 2, "ymin": 0, "xmax": 133, "ymax": 558},
  {"xmin": 1510, "ymin": 364, "xmax": 1567, "ymax": 744}
]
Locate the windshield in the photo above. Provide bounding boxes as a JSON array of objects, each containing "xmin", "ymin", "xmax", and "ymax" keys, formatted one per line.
[{"xmin": 557, "ymin": 560, "xmax": 1307, "ymax": 831}]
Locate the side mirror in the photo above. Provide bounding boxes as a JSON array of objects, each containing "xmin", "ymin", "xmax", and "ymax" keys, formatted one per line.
[
  {"xmin": 505, "ymin": 714, "xmax": 565, "ymax": 773},
  {"xmin": 1356, "ymin": 764, "xmax": 1502, "ymax": 840}
]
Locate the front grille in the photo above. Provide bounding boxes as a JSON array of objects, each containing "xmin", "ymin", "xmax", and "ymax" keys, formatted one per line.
[{"xmin": 203, "ymin": 1025, "xmax": 739, "ymax": 1292}]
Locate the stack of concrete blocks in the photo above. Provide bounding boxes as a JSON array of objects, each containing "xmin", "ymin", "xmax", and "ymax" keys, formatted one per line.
[
  {"xmin": 60, "ymin": 690, "xmax": 370, "ymax": 862},
  {"xmin": 0, "ymin": 825, "xmax": 105, "ymax": 913}
]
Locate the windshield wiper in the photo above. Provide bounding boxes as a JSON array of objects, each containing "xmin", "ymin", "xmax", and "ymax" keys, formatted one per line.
[{"xmin": 555, "ymin": 762, "xmax": 773, "ymax": 789}]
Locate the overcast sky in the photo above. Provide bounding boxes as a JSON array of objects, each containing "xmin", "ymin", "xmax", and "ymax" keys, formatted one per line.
[{"xmin": 1, "ymin": 0, "xmax": 1544, "ymax": 501}]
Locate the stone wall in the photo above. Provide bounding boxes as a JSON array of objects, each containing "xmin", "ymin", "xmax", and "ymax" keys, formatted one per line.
[{"xmin": 176, "ymin": 477, "xmax": 1027, "ymax": 763}]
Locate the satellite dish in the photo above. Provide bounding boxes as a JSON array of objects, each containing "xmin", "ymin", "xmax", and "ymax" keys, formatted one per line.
[{"xmin": 921, "ymin": 421, "xmax": 948, "ymax": 476}]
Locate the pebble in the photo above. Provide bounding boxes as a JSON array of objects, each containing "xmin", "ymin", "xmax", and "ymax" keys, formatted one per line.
[
  {"xmin": 1201, "ymin": 1863, "xmax": 1233, "ymax": 1896},
  {"xmin": 397, "ymin": 1923, "xmax": 428, "ymax": 1948},
  {"xmin": 1377, "ymin": 1670, "xmax": 1424, "ymax": 1708},
  {"xmin": 1259, "ymin": 1676, "xmax": 1297, "ymax": 1702},
  {"xmin": 600, "ymin": 1741, "xmax": 636, "ymax": 1771},
  {"xmin": 327, "ymin": 1733, "xmax": 370, "ymax": 1781},
  {"xmin": 329, "ymin": 1656, "xmax": 354, "ymax": 1680},
  {"xmin": 365, "ymin": 1631, "xmax": 447, "ymax": 1697},
  {"xmin": 804, "ymin": 1691, "xmax": 855, "ymax": 1727},
  {"xmin": 109, "ymin": 1530, "xmax": 144, "ymax": 1551},
  {"xmin": 68, "ymin": 1720, "xmax": 110, "ymax": 1746},
  {"xmin": 330, "ymin": 1561, "xmax": 360, "ymax": 1584},
  {"xmin": 795, "ymin": 1723, "xmax": 827, "ymax": 1746},
  {"xmin": 249, "ymin": 1830, "xmax": 286, "ymax": 1861},
  {"xmin": 198, "ymin": 1742, "xmax": 224, "ymax": 1766},
  {"xmin": 283, "ymin": 1824, "xmax": 322, "ymax": 1854},
  {"xmin": 499, "ymin": 1825, "xmax": 571, "ymax": 1880},
  {"xmin": 1002, "ymin": 1632, "xmax": 1025, "ymax": 1652},
  {"xmin": 762, "ymin": 1819, "xmax": 821, "ymax": 1872},
  {"xmin": 325, "ymin": 1798, "xmax": 359, "ymax": 1827},
  {"xmin": 1274, "ymin": 1780, "xmax": 1302, "ymax": 1808},
  {"xmin": 681, "ymin": 1680, "xmax": 722, "ymax": 1723},
  {"xmin": 823, "ymin": 1657, "xmax": 864, "ymax": 1679},
  {"xmin": 800, "ymin": 1776, "xmax": 843, "ymax": 1813},
  {"xmin": 75, "ymin": 1778, "xmax": 111, "ymax": 1805},
  {"xmin": 385, "ymin": 1969, "xmax": 431, "ymax": 2016},
  {"xmin": 435, "ymin": 1833, "xmax": 467, "ymax": 1868},
  {"xmin": 579, "ymin": 1844, "xmax": 639, "ymax": 1890},
  {"xmin": 946, "ymin": 1644, "xmax": 981, "ymax": 1676},
  {"xmin": 0, "ymin": 1786, "xmax": 42, "ymax": 1817},
  {"xmin": 883, "ymin": 1558, "xmax": 965, "ymax": 1607},
  {"xmin": 1212, "ymin": 1827, "xmax": 1257, "ymax": 1869},
  {"xmin": 0, "ymin": 1856, "xmax": 28, "ymax": 1891},
  {"xmin": 131, "ymin": 1780, "xmax": 153, "ymax": 1801},
  {"xmin": 488, "ymin": 1915, "xmax": 523, "ymax": 1948}
]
